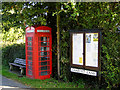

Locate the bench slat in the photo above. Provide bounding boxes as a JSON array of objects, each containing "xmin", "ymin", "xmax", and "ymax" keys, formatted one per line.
[
  {"xmin": 13, "ymin": 58, "xmax": 26, "ymax": 66},
  {"xmin": 9, "ymin": 63, "xmax": 26, "ymax": 68}
]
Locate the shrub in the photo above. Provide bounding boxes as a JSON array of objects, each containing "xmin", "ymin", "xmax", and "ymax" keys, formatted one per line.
[
  {"xmin": 101, "ymin": 31, "xmax": 120, "ymax": 88},
  {"xmin": 2, "ymin": 43, "xmax": 25, "ymax": 66}
]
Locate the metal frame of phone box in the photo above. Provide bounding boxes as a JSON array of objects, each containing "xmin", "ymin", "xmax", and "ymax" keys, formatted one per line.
[
  {"xmin": 70, "ymin": 29, "xmax": 102, "ymax": 76},
  {"xmin": 25, "ymin": 26, "xmax": 52, "ymax": 80}
]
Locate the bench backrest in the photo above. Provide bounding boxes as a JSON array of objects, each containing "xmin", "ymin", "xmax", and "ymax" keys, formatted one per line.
[{"xmin": 14, "ymin": 58, "xmax": 26, "ymax": 66}]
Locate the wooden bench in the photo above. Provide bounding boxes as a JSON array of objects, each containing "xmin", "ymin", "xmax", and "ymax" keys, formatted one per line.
[{"xmin": 9, "ymin": 58, "xmax": 26, "ymax": 75}]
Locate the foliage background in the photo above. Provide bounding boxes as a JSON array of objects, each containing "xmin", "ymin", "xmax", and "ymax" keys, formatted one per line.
[{"xmin": 2, "ymin": 2, "xmax": 120, "ymax": 88}]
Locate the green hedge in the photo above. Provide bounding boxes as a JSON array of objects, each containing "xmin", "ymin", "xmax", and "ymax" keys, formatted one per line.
[
  {"xmin": 2, "ymin": 43, "xmax": 25, "ymax": 66},
  {"xmin": 101, "ymin": 31, "xmax": 120, "ymax": 88}
]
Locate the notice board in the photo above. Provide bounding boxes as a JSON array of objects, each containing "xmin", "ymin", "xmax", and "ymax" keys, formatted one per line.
[{"xmin": 70, "ymin": 30, "xmax": 101, "ymax": 76}]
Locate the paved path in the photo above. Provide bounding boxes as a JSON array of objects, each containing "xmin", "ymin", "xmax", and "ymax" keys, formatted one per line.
[{"xmin": 0, "ymin": 75, "xmax": 30, "ymax": 89}]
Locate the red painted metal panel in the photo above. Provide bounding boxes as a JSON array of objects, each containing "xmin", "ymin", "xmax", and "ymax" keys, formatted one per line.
[{"xmin": 26, "ymin": 26, "xmax": 52, "ymax": 80}]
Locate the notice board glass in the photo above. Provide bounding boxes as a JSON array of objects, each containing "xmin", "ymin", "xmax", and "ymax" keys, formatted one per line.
[
  {"xmin": 85, "ymin": 33, "xmax": 98, "ymax": 67},
  {"xmin": 72, "ymin": 33, "xmax": 83, "ymax": 65}
]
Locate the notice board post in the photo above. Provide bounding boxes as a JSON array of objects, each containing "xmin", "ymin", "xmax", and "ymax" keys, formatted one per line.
[{"xmin": 70, "ymin": 29, "xmax": 102, "ymax": 83}]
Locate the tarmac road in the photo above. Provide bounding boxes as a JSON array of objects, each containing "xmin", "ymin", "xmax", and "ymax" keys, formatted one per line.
[{"xmin": 0, "ymin": 74, "xmax": 30, "ymax": 89}]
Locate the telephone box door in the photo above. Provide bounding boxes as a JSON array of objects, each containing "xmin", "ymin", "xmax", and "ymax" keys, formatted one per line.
[{"xmin": 38, "ymin": 36, "xmax": 52, "ymax": 78}]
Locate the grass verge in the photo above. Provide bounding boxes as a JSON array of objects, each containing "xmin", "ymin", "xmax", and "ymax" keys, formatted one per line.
[{"xmin": 1, "ymin": 66, "xmax": 85, "ymax": 88}]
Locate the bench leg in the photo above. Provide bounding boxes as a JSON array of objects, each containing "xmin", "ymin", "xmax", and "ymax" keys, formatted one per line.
[
  {"xmin": 20, "ymin": 67, "xmax": 24, "ymax": 75},
  {"xmin": 9, "ymin": 64, "xmax": 13, "ymax": 71}
]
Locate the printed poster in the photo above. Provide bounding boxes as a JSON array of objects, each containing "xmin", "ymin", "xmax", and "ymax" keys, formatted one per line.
[
  {"xmin": 85, "ymin": 33, "xmax": 98, "ymax": 67},
  {"xmin": 72, "ymin": 33, "xmax": 83, "ymax": 65}
]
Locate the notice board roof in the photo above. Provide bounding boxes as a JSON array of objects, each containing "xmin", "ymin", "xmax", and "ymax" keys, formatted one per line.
[{"xmin": 69, "ymin": 29, "xmax": 102, "ymax": 33}]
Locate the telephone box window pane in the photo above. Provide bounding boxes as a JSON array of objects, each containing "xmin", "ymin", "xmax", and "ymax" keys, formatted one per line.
[
  {"xmin": 38, "ymin": 47, "xmax": 40, "ymax": 51},
  {"xmin": 48, "ymin": 42, "xmax": 49, "ymax": 46},
  {"xmin": 41, "ymin": 42, "xmax": 47, "ymax": 46},
  {"xmin": 38, "ymin": 42, "xmax": 41, "ymax": 46},
  {"xmin": 41, "ymin": 47, "xmax": 47, "ymax": 51},
  {"xmin": 47, "ymin": 57, "xmax": 50, "ymax": 60},
  {"xmin": 28, "ymin": 47, "xmax": 32, "ymax": 50},
  {"xmin": 44, "ymin": 52, "xmax": 47, "ymax": 55},
  {"xmin": 40, "ymin": 71, "xmax": 48, "ymax": 76},
  {"xmin": 47, "ymin": 47, "xmax": 49, "ymax": 51},
  {"xmin": 41, "ymin": 62, "xmax": 47, "ymax": 65},
  {"xmin": 28, "ymin": 52, "xmax": 32, "ymax": 55},
  {"xmin": 41, "ymin": 52, "xmax": 44, "ymax": 56},
  {"xmin": 47, "ymin": 61, "xmax": 50, "ymax": 65},
  {"xmin": 48, "ymin": 37, "xmax": 49, "ymax": 41},
  {"xmin": 28, "ymin": 61, "xmax": 32, "ymax": 65},
  {"xmin": 28, "ymin": 70, "xmax": 32, "ymax": 75},
  {"xmin": 28, "ymin": 66, "xmax": 32, "ymax": 70},
  {"xmin": 40, "ymin": 66, "xmax": 47, "ymax": 70},
  {"xmin": 28, "ymin": 37, "xmax": 32, "ymax": 41},
  {"xmin": 39, "ymin": 57, "xmax": 40, "ymax": 61},
  {"xmin": 47, "ymin": 66, "xmax": 50, "ymax": 70},
  {"xmin": 28, "ymin": 42, "xmax": 32, "ymax": 46},
  {"xmin": 28, "ymin": 56, "xmax": 32, "ymax": 60},
  {"xmin": 41, "ymin": 52, "xmax": 47, "ymax": 56},
  {"xmin": 47, "ymin": 52, "xmax": 50, "ymax": 55},
  {"xmin": 41, "ymin": 37, "xmax": 47, "ymax": 41},
  {"xmin": 39, "ymin": 57, "xmax": 49, "ymax": 61},
  {"xmin": 41, "ymin": 57, "xmax": 47, "ymax": 61},
  {"xmin": 47, "ymin": 71, "xmax": 50, "ymax": 75},
  {"xmin": 38, "ymin": 37, "xmax": 41, "ymax": 41}
]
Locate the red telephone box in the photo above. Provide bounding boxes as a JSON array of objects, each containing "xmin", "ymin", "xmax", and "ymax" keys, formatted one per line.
[{"xmin": 25, "ymin": 26, "xmax": 52, "ymax": 80}]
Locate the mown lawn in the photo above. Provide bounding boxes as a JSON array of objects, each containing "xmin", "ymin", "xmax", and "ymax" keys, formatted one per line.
[{"xmin": 1, "ymin": 66, "xmax": 85, "ymax": 88}]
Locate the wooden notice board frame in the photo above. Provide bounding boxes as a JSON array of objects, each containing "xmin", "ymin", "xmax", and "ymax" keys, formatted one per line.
[{"xmin": 70, "ymin": 29, "xmax": 102, "ymax": 76}]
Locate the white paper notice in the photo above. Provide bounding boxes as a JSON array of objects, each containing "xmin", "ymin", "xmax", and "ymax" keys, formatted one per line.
[
  {"xmin": 72, "ymin": 33, "xmax": 83, "ymax": 65},
  {"xmin": 85, "ymin": 33, "xmax": 98, "ymax": 67}
]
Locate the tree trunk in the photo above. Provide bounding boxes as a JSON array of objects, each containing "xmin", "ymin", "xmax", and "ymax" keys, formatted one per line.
[{"xmin": 56, "ymin": 3, "xmax": 60, "ymax": 81}]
